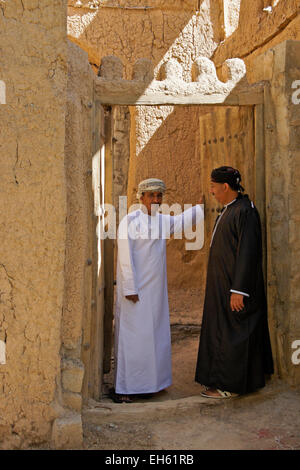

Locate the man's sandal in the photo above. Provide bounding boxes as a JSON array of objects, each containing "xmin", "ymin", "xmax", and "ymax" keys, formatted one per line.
[
  {"xmin": 108, "ymin": 387, "xmax": 133, "ymax": 403},
  {"xmin": 201, "ymin": 388, "xmax": 239, "ymax": 399}
]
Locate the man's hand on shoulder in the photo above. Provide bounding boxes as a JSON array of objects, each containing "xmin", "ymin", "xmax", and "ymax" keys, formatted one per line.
[
  {"xmin": 199, "ymin": 194, "xmax": 205, "ymax": 205},
  {"xmin": 126, "ymin": 294, "xmax": 139, "ymax": 303}
]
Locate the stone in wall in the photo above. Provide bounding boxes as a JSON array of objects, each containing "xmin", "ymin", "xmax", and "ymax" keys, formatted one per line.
[
  {"xmin": 51, "ymin": 412, "xmax": 83, "ymax": 449},
  {"xmin": 62, "ymin": 358, "xmax": 85, "ymax": 394}
]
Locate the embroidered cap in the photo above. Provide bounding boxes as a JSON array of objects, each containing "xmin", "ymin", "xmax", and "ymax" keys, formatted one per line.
[{"xmin": 136, "ymin": 178, "xmax": 166, "ymax": 199}]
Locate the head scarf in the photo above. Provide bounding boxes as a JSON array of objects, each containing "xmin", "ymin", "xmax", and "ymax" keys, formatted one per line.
[
  {"xmin": 211, "ymin": 166, "xmax": 244, "ymax": 192},
  {"xmin": 136, "ymin": 178, "xmax": 166, "ymax": 199}
]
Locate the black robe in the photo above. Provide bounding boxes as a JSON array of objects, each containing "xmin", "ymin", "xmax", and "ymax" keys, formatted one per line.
[{"xmin": 195, "ymin": 194, "xmax": 274, "ymax": 394}]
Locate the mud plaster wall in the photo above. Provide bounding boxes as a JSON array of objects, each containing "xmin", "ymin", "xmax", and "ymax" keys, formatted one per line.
[
  {"xmin": 214, "ymin": 0, "xmax": 300, "ymax": 81},
  {"xmin": 67, "ymin": 0, "xmax": 221, "ymax": 76},
  {"xmin": 0, "ymin": 0, "xmax": 67, "ymax": 448},
  {"xmin": 63, "ymin": 40, "xmax": 96, "ymax": 411},
  {"xmin": 263, "ymin": 41, "xmax": 300, "ymax": 386}
]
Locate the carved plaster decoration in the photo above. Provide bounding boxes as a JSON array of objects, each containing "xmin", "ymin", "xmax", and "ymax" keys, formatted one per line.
[{"xmin": 94, "ymin": 55, "xmax": 256, "ymax": 106}]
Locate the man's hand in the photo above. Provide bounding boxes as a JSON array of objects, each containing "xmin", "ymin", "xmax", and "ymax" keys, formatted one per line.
[
  {"xmin": 199, "ymin": 194, "xmax": 205, "ymax": 205},
  {"xmin": 230, "ymin": 293, "xmax": 244, "ymax": 312},
  {"xmin": 126, "ymin": 294, "xmax": 139, "ymax": 303}
]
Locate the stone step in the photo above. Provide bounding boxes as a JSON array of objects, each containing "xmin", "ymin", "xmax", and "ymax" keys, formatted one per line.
[
  {"xmin": 82, "ymin": 381, "xmax": 282, "ymax": 427},
  {"xmin": 82, "ymin": 395, "xmax": 223, "ymax": 426}
]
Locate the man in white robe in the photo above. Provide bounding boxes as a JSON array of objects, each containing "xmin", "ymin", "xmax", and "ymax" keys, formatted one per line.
[{"xmin": 112, "ymin": 178, "xmax": 204, "ymax": 403}]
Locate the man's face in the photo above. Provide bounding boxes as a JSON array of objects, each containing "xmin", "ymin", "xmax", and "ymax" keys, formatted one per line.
[
  {"xmin": 210, "ymin": 180, "xmax": 228, "ymax": 205},
  {"xmin": 140, "ymin": 191, "xmax": 163, "ymax": 215}
]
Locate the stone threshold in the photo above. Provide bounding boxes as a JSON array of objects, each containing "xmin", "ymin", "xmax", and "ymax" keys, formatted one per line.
[{"xmin": 82, "ymin": 381, "xmax": 282, "ymax": 426}]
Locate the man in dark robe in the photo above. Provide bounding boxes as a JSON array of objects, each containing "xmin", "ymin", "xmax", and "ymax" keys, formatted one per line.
[{"xmin": 195, "ymin": 166, "xmax": 274, "ymax": 398}]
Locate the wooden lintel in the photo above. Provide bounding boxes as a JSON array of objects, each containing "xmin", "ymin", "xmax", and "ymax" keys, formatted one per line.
[{"xmin": 94, "ymin": 81, "xmax": 265, "ymax": 107}]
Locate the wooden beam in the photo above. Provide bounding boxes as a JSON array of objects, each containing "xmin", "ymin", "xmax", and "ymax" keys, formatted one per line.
[
  {"xmin": 94, "ymin": 79, "xmax": 264, "ymax": 107},
  {"xmin": 254, "ymin": 103, "xmax": 267, "ymax": 282},
  {"xmin": 103, "ymin": 107, "xmax": 115, "ymax": 375}
]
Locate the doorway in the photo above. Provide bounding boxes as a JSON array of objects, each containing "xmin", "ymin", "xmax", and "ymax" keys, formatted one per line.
[{"xmin": 95, "ymin": 102, "xmax": 263, "ymax": 401}]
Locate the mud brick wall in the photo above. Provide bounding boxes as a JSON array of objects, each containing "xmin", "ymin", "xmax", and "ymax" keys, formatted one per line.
[{"xmin": 0, "ymin": 0, "xmax": 68, "ymax": 448}]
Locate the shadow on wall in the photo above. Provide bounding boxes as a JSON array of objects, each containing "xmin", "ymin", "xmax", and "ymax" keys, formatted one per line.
[
  {"xmin": 127, "ymin": 104, "xmax": 255, "ymax": 225},
  {"xmin": 213, "ymin": 0, "xmax": 299, "ymax": 66},
  {"xmin": 67, "ymin": 0, "xmax": 224, "ymax": 88}
]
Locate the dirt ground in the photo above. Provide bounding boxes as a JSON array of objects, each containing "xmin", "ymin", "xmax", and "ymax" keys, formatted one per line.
[
  {"xmin": 83, "ymin": 383, "xmax": 300, "ymax": 450},
  {"xmin": 83, "ymin": 326, "xmax": 300, "ymax": 451},
  {"xmin": 168, "ymin": 287, "xmax": 204, "ymax": 326}
]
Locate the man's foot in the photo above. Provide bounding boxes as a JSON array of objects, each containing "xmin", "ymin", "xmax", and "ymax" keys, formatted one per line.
[
  {"xmin": 117, "ymin": 394, "xmax": 133, "ymax": 403},
  {"xmin": 200, "ymin": 388, "xmax": 239, "ymax": 399},
  {"xmin": 108, "ymin": 387, "xmax": 133, "ymax": 403},
  {"xmin": 133, "ymin": 393, "xmax": 154, "ymax": 400}
]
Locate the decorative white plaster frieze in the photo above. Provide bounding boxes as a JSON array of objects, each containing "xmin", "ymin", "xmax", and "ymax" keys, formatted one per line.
[{"xmin": 94, "ymin": 55, "xmax": 255, "ymax": 106}]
